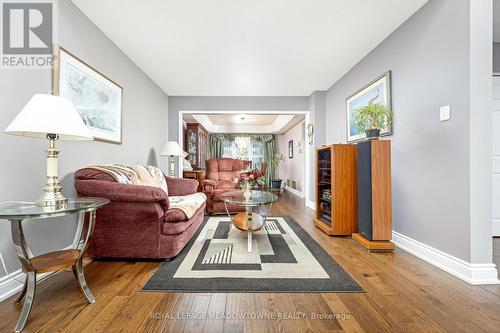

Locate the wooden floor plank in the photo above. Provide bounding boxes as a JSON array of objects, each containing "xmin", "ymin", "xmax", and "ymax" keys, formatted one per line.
[{"xmin": 0, "ymin": 191, "xmax": 499, "ymax": 333}]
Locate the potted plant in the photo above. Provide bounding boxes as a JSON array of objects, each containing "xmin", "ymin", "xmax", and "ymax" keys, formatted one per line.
[
  {"xmin": 270, "ymin": 153, "xmax": 284, "ymax": 189},
  {"xmin": 352, "ymin": 103, "xmax": 392, "ymax": 139}
]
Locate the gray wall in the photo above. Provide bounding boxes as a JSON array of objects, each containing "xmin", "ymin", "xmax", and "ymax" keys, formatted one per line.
[
  {"xmin": 494, "ymin": 43, "xmax": 500, "ymax": 73},
  {"xmin": 324, "ymin": 0, "xmax": 475, "ymax": 261},
  {"xmin": 308, "ymin": 91, "xmax": 326, "ymax": 203},
  {"xmin": 0, "ymin": 0, "xmax": 168, "ymax": 278}
]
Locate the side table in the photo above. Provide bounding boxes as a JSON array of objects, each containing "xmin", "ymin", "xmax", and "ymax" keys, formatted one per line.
[
  {"xmin": 183, "ymin": 169, "xmax": 205, "ymax": 192},
  {"xmin": 0, "ymin": 197, "xmax": 109, "ymax": 333}
]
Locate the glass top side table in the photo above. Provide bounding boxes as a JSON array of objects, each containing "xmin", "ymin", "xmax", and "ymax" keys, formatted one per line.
[
  {"xmin": 0, "ymin": 197, "xmax": 109, "ymax": 333},
  {"xmin": 220, "ymin": 190, "xmax": 278, "ymax": 253}
]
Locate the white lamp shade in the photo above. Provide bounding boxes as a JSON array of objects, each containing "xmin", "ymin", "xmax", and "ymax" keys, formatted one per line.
[
  {"xmin": 161, "ymin": 141, "xmax": 183, "ymax": 156},
  {"xmin": 4, "ymin": 94, "xmax": 93, "ymax": 140}
]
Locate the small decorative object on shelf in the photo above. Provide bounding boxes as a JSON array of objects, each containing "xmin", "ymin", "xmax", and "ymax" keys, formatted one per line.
[
  {"xmin": 313, "ymin": 144, "xmax": 357, "ymax": 236},
  {"xmin": 234, "ymin": 169, "xmax": 266, "ymax": 200}
]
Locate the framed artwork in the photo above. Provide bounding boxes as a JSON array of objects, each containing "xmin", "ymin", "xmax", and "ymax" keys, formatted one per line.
[
  {"xmin": 54, "ymin": 46, "xmax": 123, "ymax": 144},
  {"xmin": 346, "ymin": 71, "xmax": 392, "ymax": 143},
  {"xmin": 288, "ymin": 140, "xmax": 293, "ymax": 159}
]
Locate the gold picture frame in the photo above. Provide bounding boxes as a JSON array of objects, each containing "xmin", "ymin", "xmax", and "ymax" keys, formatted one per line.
[{"xmin": 53, "ymin": 45, "xmax": 123, "ymax": 144}]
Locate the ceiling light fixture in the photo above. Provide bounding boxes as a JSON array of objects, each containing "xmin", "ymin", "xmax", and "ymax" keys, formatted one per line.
[{"xmin": 235, "ymin": 135, "xmax": 250, "ymax": 155}]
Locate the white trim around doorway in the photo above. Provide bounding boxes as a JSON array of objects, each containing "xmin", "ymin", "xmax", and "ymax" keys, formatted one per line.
[{"xmin": 178, "ymin": 110, "xmax": 311, "ymax": 204}]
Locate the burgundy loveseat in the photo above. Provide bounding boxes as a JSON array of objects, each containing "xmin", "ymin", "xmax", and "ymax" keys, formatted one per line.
[
  {"xmin": 203, "ymin": 158, "xmax": 247, "ymax": 214},
  {"xmin": 74, "ymin": 168, "xmax": 206, "ymax": 259}
]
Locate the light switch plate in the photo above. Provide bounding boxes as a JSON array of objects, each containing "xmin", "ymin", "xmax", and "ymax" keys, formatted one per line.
[{"xmin": 440, "ymin": 105, "xmax": 450, "ymax": 121}]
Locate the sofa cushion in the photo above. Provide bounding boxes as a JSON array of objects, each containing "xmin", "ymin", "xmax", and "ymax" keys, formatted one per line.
[
  {"xmin": 162, "ymin": 208, "xmax": 193, "ymax": 235},
  {"xmin": 161, "ymin": 203, "xmax": 206, "ymax": 235},
  {"xmin": 162, "ymin": 218, "xmax": 194, "ymax": 235},
  {"xmin": 218, "ymin": 180, "xmax": 236, "ymax": 189}
]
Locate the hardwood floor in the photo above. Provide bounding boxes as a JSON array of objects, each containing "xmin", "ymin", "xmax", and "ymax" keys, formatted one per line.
[{"xmin": 1, "ymin": 191, "xmax": 499, "ymax": 333}]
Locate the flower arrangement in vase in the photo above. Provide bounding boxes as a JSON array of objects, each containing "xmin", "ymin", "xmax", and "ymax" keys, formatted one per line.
[{"xmin": 233, "ymin": 168, "xmax": 266, "ymax": 200}]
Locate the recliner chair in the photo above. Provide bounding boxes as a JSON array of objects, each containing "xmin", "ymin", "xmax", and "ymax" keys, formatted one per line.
[{"xmin": 203, "ymin": 158, "xmax": 247, "ymax": 214}]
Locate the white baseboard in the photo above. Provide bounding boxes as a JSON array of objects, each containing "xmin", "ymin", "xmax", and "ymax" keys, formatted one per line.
[
  {"xmin": 285, "ymin": 186, "xmax": 304, "ymax": 198},
  {"xmin": 392, "ymin": 231, "xmax": 499, "ymax": 285},
  {"xmin": 305, "ymin": 199, "xmax": 315, "ymax": 210},
  {"xmin": 0, "ymin": 246, "xmax": 72, "ymax": 302},
  {"xmin": 493, "ymin": 219, "xmax": 500, "ymax": 237},
  {"xmin": 0, "ymin": 268, "xmax": 63, "ymax": 303},
  {"xmin": 0, "ymin": 269, "xmax": 25, "ymax": 302}
]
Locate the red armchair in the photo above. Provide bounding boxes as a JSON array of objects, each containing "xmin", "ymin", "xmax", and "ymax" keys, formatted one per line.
[
  {"xmin": 74, "ymin": 168, "xmax": 206, "ymax": 259},
  {"xmin": 203, "ymin": 158, "xmax": 247, "ymax": 214}
]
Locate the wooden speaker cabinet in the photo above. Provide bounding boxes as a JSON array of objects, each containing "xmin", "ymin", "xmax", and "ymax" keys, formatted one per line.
[
  {"xmin": 313, "ymin": 144, "xmax": 357, "ymax": 236},
  {"xmin": 352, "ymin": 140, "xmax": 394, "ymax": 251}
]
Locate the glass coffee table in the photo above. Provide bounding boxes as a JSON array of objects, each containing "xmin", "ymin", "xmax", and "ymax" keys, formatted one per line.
[{"xmin": 220, "ymin": 190, "xmax": 278, "ymax": 252}]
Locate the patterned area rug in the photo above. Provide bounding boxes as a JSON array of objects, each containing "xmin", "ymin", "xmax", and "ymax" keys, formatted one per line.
[{"xmin": 143, "ymin": 216, "xmax": 363, "ymax": 293}]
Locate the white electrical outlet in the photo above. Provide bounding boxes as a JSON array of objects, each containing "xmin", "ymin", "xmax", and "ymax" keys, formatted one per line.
[{"xmin": 440, "ymin": 105, "xmax": 451, "ymax": 121}]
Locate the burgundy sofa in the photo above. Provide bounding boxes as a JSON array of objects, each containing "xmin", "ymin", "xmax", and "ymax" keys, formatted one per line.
[
  {"xmin": 74, "ymin": 168, "xmax": 206, "ymax": 259},
  {"xmin": 203, "ymin": 158, "xmax": 246, "ymax": 214}
]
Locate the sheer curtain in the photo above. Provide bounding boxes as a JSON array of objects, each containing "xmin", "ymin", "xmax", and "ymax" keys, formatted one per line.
[
  {"xmin": 221, "ymin": 138, "xmax": 264, "ymax": 168},
  {"xmin": 208, "ymin": 134, "xmax": 222, "ymax": 159},
  {"xmin": 209, "ymin": 134, "xmax": 276, "ymax": 186}
]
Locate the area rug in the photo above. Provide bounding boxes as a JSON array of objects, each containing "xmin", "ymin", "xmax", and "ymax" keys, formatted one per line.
[{"xmin": 143, "ymin": 216, "xmax": 363, "ymax": 293}]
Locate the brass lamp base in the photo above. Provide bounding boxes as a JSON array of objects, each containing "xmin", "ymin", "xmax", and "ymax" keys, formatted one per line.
[
  {"xmin": 36, "ymin": 185, "xmax": 68, "ymax": 208},
  {"xmin": 36, "ymin": 134, "xmax": 68, "ymax": 209},
  {"xmin": 169, "ymin": 156, "xmax": 176, "ymax": 177}
]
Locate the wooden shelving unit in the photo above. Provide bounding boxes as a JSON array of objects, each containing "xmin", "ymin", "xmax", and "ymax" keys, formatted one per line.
[{"xmin": 313, "ymin": 144, "xmax": 357, "ymax": 235}]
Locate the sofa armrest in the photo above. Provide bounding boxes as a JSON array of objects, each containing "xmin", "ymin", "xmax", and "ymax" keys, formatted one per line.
[
  {"xmin": 203, "ymin": 179, "xmax": 218, "ymax": 192},
  {"xmin": 165, "ymin": 177, "xmax": 199, "ymax": 196},
  {"xmin": 75, "ymin": 179, "xmax": 169, "ymax": 210}
]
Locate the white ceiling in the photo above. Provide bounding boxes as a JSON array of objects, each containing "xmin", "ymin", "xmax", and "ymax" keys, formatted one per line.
[
  {"xmin": 209, "ymin": 114, "xmax": 278, "ymax": 126},
  {"xmin": 72, "ymin": 0, "xmax": 428, "ymax": 96},
  {"xmin": 183, "ymin": 113, "xmax": 304, "ymax": 134}
]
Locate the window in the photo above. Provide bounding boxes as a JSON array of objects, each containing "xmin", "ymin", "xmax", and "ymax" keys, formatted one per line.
[{"xmin": 221, "ymin": 138, "xmax": 263, "ymax": 168}]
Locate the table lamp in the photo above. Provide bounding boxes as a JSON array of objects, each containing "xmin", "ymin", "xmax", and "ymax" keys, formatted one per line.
[
  {"xmin": 160, "ymin": 141, "xmax": 183, "ymax": 177},
  {"xmin": 4, "ymin": 94, "xmax": 93, "ymax": 208}
]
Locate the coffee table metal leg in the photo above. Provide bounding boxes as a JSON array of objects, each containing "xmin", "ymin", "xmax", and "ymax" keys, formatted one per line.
[
  {"xmin": 14, "ymin": 271, "xmax": 36, "ymax": 333},
  {"xmin": 73, "ymin": 210, "xmax": 96, "ymax": 304},
  {"xmin": 10, "ymin": 219, "xmax": 37, "ymax": 332},
  {"xmin": 73, "ymin": 259, "xmax": 95, "ymax": 303}
]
